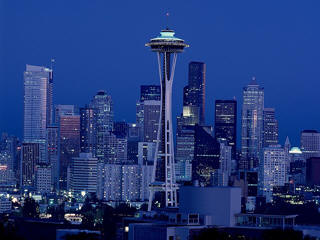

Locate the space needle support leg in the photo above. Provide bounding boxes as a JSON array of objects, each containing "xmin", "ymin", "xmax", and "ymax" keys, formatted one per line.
[{"xmin": 148, "ymin": 52, "xmax": 163, "ymax": 212}]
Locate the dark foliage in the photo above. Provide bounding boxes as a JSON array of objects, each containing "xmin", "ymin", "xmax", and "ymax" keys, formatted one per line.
[
  {"xmin": 63, "ymin": 232, "xmax": 100, "ymax": 240},
  {"xmin": 22, "ymin": 197, "xmax": 39, "ymax": 218}
]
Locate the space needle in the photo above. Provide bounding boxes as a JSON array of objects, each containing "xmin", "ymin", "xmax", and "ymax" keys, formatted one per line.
[{"xmin": 146, "ymin": 28, "xmax": 189, "ymax": 211}]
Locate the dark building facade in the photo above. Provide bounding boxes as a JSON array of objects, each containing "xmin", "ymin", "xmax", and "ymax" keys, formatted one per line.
[
  {"xmin": 21, "ymin": 142, "xmax": 39, "ymax": 188},
  {"xmin": 183, "ymin": 62, "xmax": 206, "ymax": 126},
  {"xmin": 263, "ymin": 108, "xmax": 278, "ymax": 147},
  {"xmin": 59, "ymin": 115, "xmax": 80, "ymax": 190},
  {"xmin": 214, "ymin": 100, "xmax": 237, "ymax": 159},
  {"xmin": 306, "ymin": 157, "xmax": 320, "ymax": 186},
  {"xmin": 193, "ymin": 125, "xmax": 220, "ymax": 186},
  {"xmin": 80, "ymin": 107, "xmax": 97, "ymax": 155},
  {"xmin": 113, "ymin": 121, "xmax": 129, "ymax": 138}
]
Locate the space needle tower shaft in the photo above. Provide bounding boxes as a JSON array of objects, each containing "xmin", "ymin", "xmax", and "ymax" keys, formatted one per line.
[{"xmin": 146, "ymin": 29, "xmax": 189, "ymax": 211}]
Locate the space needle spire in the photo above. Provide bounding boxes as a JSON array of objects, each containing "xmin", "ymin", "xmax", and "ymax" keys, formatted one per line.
[{"xmin": 146, "ymin": 28, "xmax": 189, "ymax": 211}]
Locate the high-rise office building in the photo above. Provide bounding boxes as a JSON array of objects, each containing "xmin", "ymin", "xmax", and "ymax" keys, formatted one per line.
[
  {"xmin": 36, "ymin": 163, "xmax": 52, "ymax": 194},
  {"xmin": 80, "ymin": 107, "xmax": 97, "ymax": 155},
  {"xmin": 175, "ymin": 62, "xmax": 206, "ymax": 183},
  {"xmin": 146, "ymin": 28, "xmax": 188, "ymax": 209},
  {"xmin": 261, "ymin": 145, "xmax": 286, "ymax": 202},
  {"xmin": 54, "ymin": 105, "xmax": 75, "ymax": 124},
  {"xmin": 175, "ymin": 125, "xmax": 195, "ymax": 182},
  {"xmin": 183, "ymin": 62, "xmax": 206, "ymax": 125},
  {"xmin": 142, "ymin": 100, "xmax": 161, "ymax": 143},
  {"xmin": 0, "ymin": 151, "xmax": 15, "ymax": 186},
  {"xmin": 0, "ymin": 134, "xmax": 19, "ymax": 185},
  {"xmin": 24, "ymin": 64, "xmax": 53, "ymax": 163},
  {"xmin": 46, "ymin": 126, "xmax": 59, "ymax": 190},
  {"xmin": 101, "ymin": 164, "xmax": 122, "ymax": 201},
  {"xmin": 289, "ymin": 147, "xmax": 305, "ymax": 185},
  {"xmin": 193, "ymin": 125, "xmax": 220, "ymax": 186},
  {"xmin": 300, "ymin": 130, "xmax": 320, "ymax": 161},
  {"xmin": 104, "ymin": 132, "xmax": 127, "ymax": 164},
  {"xmin": 214, "ymin": 100, "xmax": 237, "ymax": 159},
  {"xmin": 70, "ymin": 153, "xmax": 98, "ymax": 199},
  {"xmin": 263, "ymin": 108, "xmax": 278, "ymax": 147},
  {"xmin": 90, "ymin": 91, "xmax": 113, "ymax": 160},
  {"xmin": 127, "ymin": 123, "xmax": 140, "ymax": 164},
  {"xmin": 59, "ymin": 115, "xmax": 80, "ymax": 190},
  {"xmin": 21, "ymin": 143, "xmax": 39, "ymax": 188},
  {"xmin": 100, "ymin": 163, "xmax": 152, "ymax": 202},
  {"xmin": 218, "ymin": 140, "xmax": 232, "ymax": 186},
  {"xmin": 136, "ymin": 85, "xmax": 161, "ymax": 142},
  {"xmin": 240, "ymin": 77, "xmax": 264, "ymax": 170}
]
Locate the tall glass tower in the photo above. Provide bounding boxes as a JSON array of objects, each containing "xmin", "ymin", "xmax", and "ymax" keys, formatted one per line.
[
  {"xmin": 146, "ymin": 29, "xmax": 189, "ymax": 210},
  {"xmin": 23, "ymin": 64, "xmax": 53, "ymax": 163},
  {"xmin": 240, "ymin": 77, "xmax": 264, "ymax": 170},
  {"xmin": 90, "ymin": 91, "xmax": 113, "ymax": 160},
  {"xmin": 183, "ymin": 62, "xmax": 206, "ymax": 125}
]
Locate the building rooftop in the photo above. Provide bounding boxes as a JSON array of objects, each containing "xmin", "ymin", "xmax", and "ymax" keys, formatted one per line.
[
  {"xmin": 289, "ymin": 147, "xmax": 302, "ymax": 154},
  {"xmin": 146, "ymin": 29, "xmax": 189, "ymax": 52}
]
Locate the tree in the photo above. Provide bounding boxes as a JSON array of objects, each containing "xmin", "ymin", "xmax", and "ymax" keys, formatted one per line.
[
  {"xmin": 22, "ymin": 197, "xmax": 39, "ymax": 218},
  {"xmin": 47, "ymin": 203, "xmax": 65, "ymax": 221}
]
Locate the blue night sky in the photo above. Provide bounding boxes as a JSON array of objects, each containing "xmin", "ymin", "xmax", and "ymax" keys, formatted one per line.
[{"xmin": 1, "ymin": 0, "xmax": 320, "ymax": 147}]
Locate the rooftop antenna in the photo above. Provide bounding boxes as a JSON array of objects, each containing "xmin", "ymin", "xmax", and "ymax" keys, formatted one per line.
[
  {"xmin": 50, "ymin": 58, "xmax": 55, "ymax": 81},
  {"xmin": 50, "ymin": 58, "xmax": 55, "ymax": 71},
  {"xmin": 165, "ymin": 12, "xmax": 170, "ymax": 29}
]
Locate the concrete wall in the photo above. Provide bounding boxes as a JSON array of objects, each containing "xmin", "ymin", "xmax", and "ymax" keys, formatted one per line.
[{"xmin": 179, "ymin": 186, "xmax": 241, "ymax": 227}]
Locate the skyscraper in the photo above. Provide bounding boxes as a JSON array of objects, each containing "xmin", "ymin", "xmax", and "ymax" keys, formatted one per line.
[
  {"xmin": 143, "ymin": 100, "xmax": 161, "ymax": 143},
  {"xmin": 146, "ymin": 28, "xmax": 188, "ymax": 210},
  {"xmin": 193, "ymin": 125, "xmax": 220, "ymax": 186},
  {"xmin": 183, "ymin": 62, "xmax": 206, "ymax": 125},
  {"xmin": 90, "ymin": 91, "xmax": 113, "ymax": 160},
  {"xmin": 0, "ymin": 134, "xmax": 19, "ymax": 185},
  {"xmin": 127, "ymin": 123, "xmax": 140, "ymax": 164},
  {"xmin": 104, "ymin": 131, "xmax": 127, "ymax": 164},
  {"xmin": 46, "ymin": 125, "xmax": 59, "ymax": 190},
  {"xmin": 24, "ymin": 64, "xmax": 53, "ymax": 162},
  {"xmin": 175, "ymin": 62, "xmax": 205, "ymax": 183},
  {"xmin": 136, "ymin": 86, "xmax": 161, "ymax": 142},
  {"xmin": 214, "ymin": 100, "xmax": 237, "ymax": 159},
  {"xmin": 0, "ymin": 151, "xmax": 15, "ymax": 186},
  {"xmin": 54, "ymin": 105, "xmax": 75, "ymax": 124},
  {"xmin": 263, "ymin": 108, "xmax": 278, "ymax": 147},
  {"xmin": 300, "ymin": 130, "xmax": 320, "ymax": 161},
  {"xmin": 240, "ymin": 77, "xmax": 264, "ymax": 170},
  {"xmin": 36, "ymin": 163, "xmax": 52, "ymax": 194},
  {"xmin": 175, "ymin": 125, "xmax": 195, "ymax": 182},
  {"xmin": 261, "ymin": 145, "xmax": 286, "ymax": 202},
  {"xmin": 21, "ymin": 143, "xmax": 39, "ymax": 188},
  {"xmin": 59, "ymin": 115, "xmax": 80, "ymax": 190},
  {"xmin": 80, "ymin": 106, "xmax": 97, "ymax": 155},
  {"xmin": 70, "ymin": 153, "xmax": 98, "ymax": 199}
]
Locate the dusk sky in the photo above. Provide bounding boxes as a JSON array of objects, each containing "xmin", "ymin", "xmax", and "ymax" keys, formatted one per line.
[{"xmin": 1, "ymin": 0, "xmax": 320, "ymax": 146}]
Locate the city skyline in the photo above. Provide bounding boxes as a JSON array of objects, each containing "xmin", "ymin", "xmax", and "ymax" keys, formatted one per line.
[
  {"xmin": 2, "ymin": 3, "xmax": 320, "ymax": 239},
  {"xmin": 2, "ymin": 1, "xmax": 320, "ymax": 147}
]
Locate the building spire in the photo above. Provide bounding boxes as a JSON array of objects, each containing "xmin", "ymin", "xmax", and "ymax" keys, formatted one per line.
[
  {"xmin": 285, "ymin": 136, "xmax": 291, "ymax": 146},
  {"xmin": 249, "ymin": 76, "xmax": 258, "ymax": 85}
]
